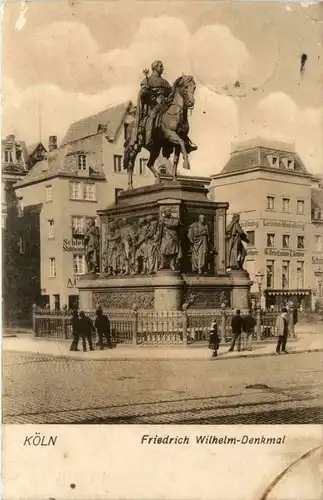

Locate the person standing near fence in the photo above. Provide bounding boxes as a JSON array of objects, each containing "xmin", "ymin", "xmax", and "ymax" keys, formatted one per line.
[
  {"xmin": 208, "ymin": 319, "xmax": 219, "ymax": 357},
  {"xmin": 243, "ymin": 309, "xmax": 256, "ymax": 351},
  {"xmin": 79, "ymin": 311, "xmax": 95, "ymax": 352},
  {"xmin": 69, "ymin": 310, "xmax": 80, "ymax": 352},
  {"xmin": 228, "ymin": 309, "xmax": 245, "ymax": 352},
  {"xmin": 275, "ymin": 308, "xmax": 289, "ymax": 354},
  {"xmin": 95, "ymin": 307, "xmax": 113, "ymax": 350}
]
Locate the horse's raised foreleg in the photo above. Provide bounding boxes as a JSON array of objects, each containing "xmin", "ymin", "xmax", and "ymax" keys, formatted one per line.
[
  {"xmin": 172, "ymin": 145, "xmax": 181, "ymax": 181},
  {"xmin": 147, "ymin": 146, "xmax": 161, "ymax": 183},
  {"xmin": 163, "ymin": 130, "xmax": 190, "ymax": 172}
]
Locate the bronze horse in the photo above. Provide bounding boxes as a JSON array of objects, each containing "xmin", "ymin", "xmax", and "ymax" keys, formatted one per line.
[{"xmin": 124, "ymin": 75, "xmax": 196, "ymax": 189}]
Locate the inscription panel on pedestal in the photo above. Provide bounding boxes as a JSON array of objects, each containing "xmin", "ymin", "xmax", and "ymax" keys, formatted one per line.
[
  {"xmin": 187, "ymin": 287, "xmax": 231, "ymax": 308},
  {"xmin": 93, "ymin": 290, "xmax": 154, "ymax": 310}
]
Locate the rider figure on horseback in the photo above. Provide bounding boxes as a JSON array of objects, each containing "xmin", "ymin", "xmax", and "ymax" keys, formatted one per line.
[{"xmin": 131, "ymin": 60, "xmax": 197, "ymax": 153}]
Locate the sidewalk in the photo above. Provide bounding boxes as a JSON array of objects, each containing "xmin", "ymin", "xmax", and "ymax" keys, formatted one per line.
[{"xmin": 3, "ymin": 331, "xmax": 323, "ymax": 361}]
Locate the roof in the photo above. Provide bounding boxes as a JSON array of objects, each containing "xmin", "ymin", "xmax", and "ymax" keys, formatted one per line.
[
  {"xmin": 26, "ymin": 142, "xmax": 46, "ymax": 156},
  {"xmin": 311, "ymin": 187, "xmax": 323, "ymax": 210},
  {"xmin": 61, "ymin": 101, "xmax": 131, "ymax": 146},
  {"xmin": 216, "ymin": 139, "xmax": 309, "ymax": 177}
]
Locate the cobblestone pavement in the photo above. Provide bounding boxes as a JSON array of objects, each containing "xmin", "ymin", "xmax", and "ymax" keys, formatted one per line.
[{"xmin": 3, "ymin": 351, "xmax": 323, "ymax": 424}]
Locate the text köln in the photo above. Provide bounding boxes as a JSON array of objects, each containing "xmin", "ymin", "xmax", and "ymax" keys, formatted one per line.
[{"xmin": 23, "ymin": 433, "xmax": 57, "ymax": 447}]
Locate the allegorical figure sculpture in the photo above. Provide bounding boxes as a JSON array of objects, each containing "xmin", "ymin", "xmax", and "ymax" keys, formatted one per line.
[
  {"xmin": 188, "ymin": 214, "xmax": 210, "ymax": 274},
  {"xmin": 159, "ymin": 208, "xmax": 182, "ymax": 271},
  {"xmin": 123, "ymin": 60, "xmax": 197, "ymax": 188},
  {"xmin": 84, "ymin": 220, "xmax": 100, "ymax": 273},
  {"xmin": 144, "ymin": 215, "xmax": 159, "ymax": 274},
  {"xmin": 225, "ymin": 213, "xmax": 249, "ymax": 270}
]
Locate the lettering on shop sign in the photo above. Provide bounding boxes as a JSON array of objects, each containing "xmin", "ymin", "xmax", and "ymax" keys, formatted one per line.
[
  {"xmin": 246, "ymin": 249, "xmax": 259, "ymax": 256},
  {"xmin": 263, "ymin": 220, "xmax": 305, "ymax": 231},
  {"xmin": 67, "ymin": 277, "xmax": 79, "ymax": 288},
  {"xmin": 240, "ymin": 220, "xmax": 260, "ymax": 228},
  {"xmin": 265, "ymin": 249, "xmax": 305, "ymax": 257},
  {"xmin": 312, "ymin": 256, "xmax": 323, "ymax": 265},
  {"xmin": 63, "ymin": 238, "xmax": 85, "ymax": 252}
]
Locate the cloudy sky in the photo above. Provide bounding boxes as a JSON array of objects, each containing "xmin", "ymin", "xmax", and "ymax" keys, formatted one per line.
[{"xmin": 2, "ymin": 1, "xmax": 322, "ymax": 175}]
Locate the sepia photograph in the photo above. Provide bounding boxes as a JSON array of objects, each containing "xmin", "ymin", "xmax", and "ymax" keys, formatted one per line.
[{"xmin": 2, "ymin": 0, "xmax": 323, "ymax": 434}]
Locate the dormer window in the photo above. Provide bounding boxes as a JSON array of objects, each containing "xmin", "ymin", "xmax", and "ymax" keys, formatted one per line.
[
  {"xmin": 272, "ymin": 156, "xmax": 278, "ymax": 166},
  {"xmin": 4, "ymin": 150, "xmax": 13, "ymax": 163},
  {"xmin": 287, "ymin": 159, "xmax": 294, "ymax": 169},
  {"xmin": 78, "ymin": 154, "xmax": 87, "ymax": 170}
]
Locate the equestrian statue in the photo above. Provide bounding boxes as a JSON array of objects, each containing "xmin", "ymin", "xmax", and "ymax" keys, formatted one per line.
[{"xmin": 123, "ymin": 60, "xmax": 197, "ymax": 189}]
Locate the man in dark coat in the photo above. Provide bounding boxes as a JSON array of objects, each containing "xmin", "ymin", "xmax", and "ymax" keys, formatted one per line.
[
  {"xmin": 243, "ymin": 309, "xmax": 256, "ymax": 351},
  {"xmin": 79, "ymin": 311, "xmax": 95, "ymax": 352},
  {"xmin": 95, "ymin": 307, "xmax": 112, "ymax": 350},
  {"xmin": 69, "ymin": 310, "xmax": 80, "ymax": 352},
  {"xmin": 229, "ymin": 309, "xmax": 245, "ymax": 352}
]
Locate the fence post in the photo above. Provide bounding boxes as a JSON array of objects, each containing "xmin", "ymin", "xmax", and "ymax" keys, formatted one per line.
[
  {"xmin": 256, "ymin": 307, "xmax": 262, "ymax": 341},
  {"xmin": 220, "ymin": 303, "xmax": 227, "ymax": 343},
  {"xmin": 182, "ymin": 306, "xmax": 188, "ymax": 344},
  {"xmin": 288, "ymin": 301, "xmax": 296, "ymax": 339},
  {"xmin": 132, "ymin": 304, "xmax": 138, "ymax": 345},
  {"xmin": 63, "ymin": 314, "xmax": 68, "ymax": 340},
  {"xmin": 32, "ymin": 303, "xmax": 37, "ymax": 336}
]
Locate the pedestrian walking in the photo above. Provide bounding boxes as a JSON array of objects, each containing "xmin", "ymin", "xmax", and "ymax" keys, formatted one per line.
[
  {"xmin": 79, "ymin": 311, "xmax": 95, "ymax": 352},
  {"xmin": 275, "ymin": 308, "xmax": 289, "ymax": 354},
  {"xmin": 208, "ymin": 319, "xmax": 220, "ymax": 357},
  {"xmin": 69, "ymin": 310, "xmax": 80, "ymax": 352},
  {"xmin": 243, "ymin": 309, "xmax": 256, "ymax": 351},
  {"xmin": 228, "ymin": 309, "xmax": 245, "ymax": 352},
  {"xmin": 95, "ymin": 307, "xmax": 113, "ymax": 350}
]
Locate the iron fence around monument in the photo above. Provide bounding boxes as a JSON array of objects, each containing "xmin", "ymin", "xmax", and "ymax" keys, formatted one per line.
[{"xmin": 32, "ymin": 307, "xmax": 281, "ymax": 345}]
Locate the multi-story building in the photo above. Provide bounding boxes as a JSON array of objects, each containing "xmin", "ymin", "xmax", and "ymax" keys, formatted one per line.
[
  {"xmin": 210, "ymin": 138, "xmax": 323, "ymax": 310},
  {"xmin": 13, "ymin": 102, "xmax": 210, "ymax": 311}
]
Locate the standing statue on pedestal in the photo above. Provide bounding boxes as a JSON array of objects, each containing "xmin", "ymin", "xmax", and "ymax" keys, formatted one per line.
[
  {"xmin": 104, "ymin": 221, "xmax": 120, "ymax": 275},
  {"xmin": 144, "ymin": 215, "xmax": 159, "ymax": 274},
  {"xmin": 159, "ymin": 208, "xmax": 182, "ymax": 271},
  {"xmin": 123, "ymin": 60, "xmax": 197, "ymax": 188},
  {"xmin": 225, "ymin": 213, "xmax": 249, "ymax": 270},
  {"xmin": 188, "ymin": 214, "xmax": 210, "ymax": 274},
  {"xmin": 84, "ymin": 220, "xmax": 100, "ymax": 273}
]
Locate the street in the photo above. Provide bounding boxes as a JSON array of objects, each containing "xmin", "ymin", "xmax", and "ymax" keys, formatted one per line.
[{"xmin": 3, "ymin": 351, "xmax": 323, "ymax": 424}]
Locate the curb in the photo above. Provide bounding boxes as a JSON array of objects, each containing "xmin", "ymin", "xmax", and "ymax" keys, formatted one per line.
[{"xmin": 4, "ymin": 347, "xmax": 323, "ymax": 362}]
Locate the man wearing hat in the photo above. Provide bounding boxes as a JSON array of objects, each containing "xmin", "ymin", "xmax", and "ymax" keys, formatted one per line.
[{"xmin": 95, "ymin": 307, "xmax": 113, "ymax": 350}]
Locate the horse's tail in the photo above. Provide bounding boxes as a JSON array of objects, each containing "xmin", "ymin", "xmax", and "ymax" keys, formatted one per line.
[{"xmin": 123, "ymin": 137, "xmax": 132, "ymax": 170}]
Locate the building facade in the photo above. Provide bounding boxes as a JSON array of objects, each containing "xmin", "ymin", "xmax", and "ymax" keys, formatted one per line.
[{"xmin": 210, "ymin": 138, "xmax": 323, "ymax": 310}]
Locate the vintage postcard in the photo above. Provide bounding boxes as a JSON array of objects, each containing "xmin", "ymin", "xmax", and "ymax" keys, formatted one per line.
[{"xmin": 2, "ymin": 1, "xmax": 323, "ymax": 499}]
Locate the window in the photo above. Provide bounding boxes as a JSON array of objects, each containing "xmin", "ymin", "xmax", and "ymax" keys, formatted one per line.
[
  {"xmin": 296, "ymin": 261, "xmax": 304, "ymax": 289},
  {"xmin": 70, "ymin": 182, "xmax": 82, "ymax": 200},
  {"xmin": 315, "ymin": 235, "xmax": 322, "ymax": 251},
  {"xmin": 78, "ymin": 154, "xmax": 87, "ymax": 170},
  {"xmin": 266, "ymin": 233, "xmax": 275, "ymax": 247},
  {"xmin": 139, "ymin": 158, "xmax": 148, "ymax": 175},
  {"xmin": 287, "ymin": 159, "xmax": 294, "ymax": 169},
  {"xmin": 18, "ymin": 235, "xmax": 25, "ymax": 254},
  {"xmin": 297, "ymin": 200, "xmax": 304, "ymax": 213},
  {"xmin": 272, "ymin": 156, "xmax": 278, "ymax": 166},
  {"xmin": 68, "ymin": 295, "xmax": 79, "ymax": 310},
  {"xmin": 282, "ymin": 234, "xmax": 290, "ymax": 249},
  {"xmin": 17, "ymin": 198, "xmax": 24, "ymax": 217},
  {"xmin": 73, "ymin": 254, "xmax": 85, "ymax": 275},
  {"xmin": 113, "ymin": 155, "xmax": 122, "ymax": 173},
  {"xmin": 314, "ymin": 209, "xmax": 322, "ymax": 220},
  {"xmin": 297, "ymin": 235, "xmax": 305, "ymax": 249},
  {"xmin": 282, "ymin": 261, "xmax": 290, "ymax": 289},
  {"xmin": 84, "ymin": 183, "xmax": 96, "ymax": 201},
  {"xmin": 267, "ymin": 196, "xmax": 275, "ymax": 210},
  {"xmin": 48, "ymin": 220, "xmax": 54, "ymax": 239},
  {"xmin": 53, "ymin": 294, "xmax": 60, "ymax": 311},
  {"xmin": 266, "ymin": 261, "xmax": 274, "ymax": 288},
  {"xmin": 46, "ymin": 185, "xmax": 52, "ymax": 202},
  {"xmin": 49, "ymin": 258, "xmax": 56, "ymax": 278},
  {"xmin": 246, "ymin": 231, "xmax": 255, "ymax": 247},
  {"xmin": 72, "ymin": 216, "xmax": 84, "ymax": 235},
  {"xmin": 282, "ymin": 198, "xmax": 290, "ymax": 212},
  {"xmin": 4, "ymin": 150, "xmax": 13, "ymax": 163}
]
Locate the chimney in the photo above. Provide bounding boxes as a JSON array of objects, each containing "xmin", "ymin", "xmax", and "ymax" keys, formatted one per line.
[
  {"xmin": 48, "ymin": 136, "xmax": 57, "ymax": 151},
  {"xmin": 6, "ymin": 134, "xmax": 15, "ymax": 143}
]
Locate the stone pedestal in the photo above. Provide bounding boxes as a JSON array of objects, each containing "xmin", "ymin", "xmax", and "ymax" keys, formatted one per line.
[
  {"xmin": 229, "ymin": 269, "xmax": 252, "ymax": 311},
  {"xmin": 77, "ymin": 180, "xmax": 251, "ymax": 311},
  {"xmin": 153, "ymin": 271, "xmax": 184, "ymax": 310}
]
